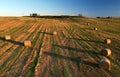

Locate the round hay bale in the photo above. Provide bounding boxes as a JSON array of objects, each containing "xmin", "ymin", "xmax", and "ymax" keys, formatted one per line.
[
  {"xmin": 87, "ymin": 23, "xmax": 90, "ymax": 25},
  {"xmin": 24, "ymin": 40, "xmax": 31, "ymax": 47},
  {"xmin": 101, "ymin": 48, "xmax": 111, "ymax": 56},
  {"xmin": 53, "ymin": 31, "xmax": 57, "ymax": 35},
  {"xmin": 96, "ymin": 22, "xmax": 98, "ymax": 24},
  {"xmin": 99, "ymin": 58, "xmax": 111, "ymax": 70},
  {"xmin": 94, "ymin": 28, "xmax": 98, "ymax": 30},
  {"xmin": 104, "ymin": 39, "xmax": 111, "ymax": 44},
  {"xmin": 5, "ymin": 35, "xmax": 11, "ymax": 40}
]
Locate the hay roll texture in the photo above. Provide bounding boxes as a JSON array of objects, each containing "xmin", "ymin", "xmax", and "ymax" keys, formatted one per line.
[
  {"xmin": 24, "ymin": 40, "xmax": 31, "ymax": 47},
  {"xmin": 94, "ymin": 28, "xmax": 98, "ymax": 30},
  {"xmin": 5, "ymin": 35, "xmax": 11, "ymax": 40},
  {"xmin": 53, "ymin": 31, "xmax": 57, "ymax": 35},
  {"xmin": 104, "ymin": 39, "xmax": 111, "ymax": 44},
  {"xmin": 101, "ymin": 48, "xmax": 111, "ymax": 56},
  {"xmin": 99, "ymin": 58, "xmax": 111, "ymax": 70},
  {"xmin": 87, "ymin": 23, "xmax": 90, "ymax": 25}
]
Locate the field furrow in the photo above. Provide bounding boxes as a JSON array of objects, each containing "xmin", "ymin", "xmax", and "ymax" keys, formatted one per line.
[{"xmin": 0, "ymin": 17, "xmax": 119, "ymax": 77}]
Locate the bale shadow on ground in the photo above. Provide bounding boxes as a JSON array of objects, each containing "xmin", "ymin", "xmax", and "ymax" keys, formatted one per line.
[
  {"xmin": 0, "ymin": 37, "xmax": 24, "ymax": 46},
  {"xmin": 67, "ymin": 38, "xmax": 104, "ymax": 44},
  {"xmin": 39, "ymin": 32, "xmax": 53, "ymax": 35},
  {"xmin": 53, "ymin": 44, "xmax": 98, "ymax": 53},
  {"xmin": 53, "ymin": 44, "xmax": 101, "ymax": 63},
  {"xmin": 43, "ymin": 52, "xmax": 99, "ymax": 68}
]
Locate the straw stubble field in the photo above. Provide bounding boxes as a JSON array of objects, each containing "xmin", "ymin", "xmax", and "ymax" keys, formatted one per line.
[{"xmin": 0, "ymin": 17, "xmax": 120, "ymax": 77}]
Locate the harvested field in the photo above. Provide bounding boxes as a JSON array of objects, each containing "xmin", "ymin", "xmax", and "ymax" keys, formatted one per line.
[{"xmin": 0, "ymin": 17, "xmax": 120, "ymax": 77}]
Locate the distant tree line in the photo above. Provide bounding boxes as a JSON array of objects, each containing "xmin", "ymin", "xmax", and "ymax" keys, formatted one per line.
[
  {"xmin": 30, "ymin": 13, "xmax": 40, "ymax": 17},
  {"xmin": 30, "ymin": 13, "xmax": 85, "ymax": 18},
  {"xmin": 28, "ymin": 13, "xmax": 90, "ymax": 19},
  {"xmin": 96, "ymin": 16, "xmax": 112, "ymax": 19}
]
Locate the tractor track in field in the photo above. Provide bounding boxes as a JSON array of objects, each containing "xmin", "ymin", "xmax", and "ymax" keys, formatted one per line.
[
  {"xmin": 34, "ymin": 24, "xmax": 53, "ymax": 77},
  {"xmin": 20, "ymin": 24, "xmax": 44, "ymax": 76}
]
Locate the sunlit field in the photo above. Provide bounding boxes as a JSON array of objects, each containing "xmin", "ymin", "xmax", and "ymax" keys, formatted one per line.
[{"xmin": 0, "ymin": 17, "xmax": 120, "ymax": 77}]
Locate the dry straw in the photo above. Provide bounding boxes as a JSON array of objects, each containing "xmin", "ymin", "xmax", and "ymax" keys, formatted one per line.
[
  {"xmin": 101, "ymin": 48, "xmax": 111, "ymax": 56},
  {"xmin": 99, "ymin": 58, "xmax": 111, "ymax": 70},
  {"xmin": 5, "ymin": 35, "xmax": 11, "ymax": 40},
  {"xmin": 24, "ymin": 40, "xmax": 31, "ymax": 47},
  {"xmin": 104, "ymin": 39, "xmax": 111, "ymax": 44},
  {"xmin": 40, "ymin": 48, "xmax": 43, "ymax": 56}
]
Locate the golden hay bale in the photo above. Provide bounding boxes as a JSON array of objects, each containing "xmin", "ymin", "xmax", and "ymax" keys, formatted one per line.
[
  {"xmin": 87, "ymin": 23, "xmax": 90, "ymax": 26},
  {"xmin": 99, "ymin": 58, "xmax": 111, "ymax": 70},
  {"xmin": 104, "ymin": 39, "xmax": 111, "ymax": 44},
  {"xmin": 5, "ymin": 35, "xmax": 11, "ymax": 40},
  {"xmin": 101, "ymin": 48, "xmax": 111, "ymax": 56},
  {"xmin": 53, "ymin": 31, "xmax": 57, "ymax": 35},
  {"xmin": 24, "ymin": 40, "xmax": 31, "ymax": 47},
  {"xmin": 94, "ymin": 28, "xmax": 98, "ymax": 30}
]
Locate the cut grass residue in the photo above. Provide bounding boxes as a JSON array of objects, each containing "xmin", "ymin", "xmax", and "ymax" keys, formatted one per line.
[
  {"xmin": 62, "ymin": 67, "xmax": 68, "ymax": 77},
  {"xmin": 106, "ymin": 29, "xmax": 120, "ymax": 34},
  {"xmin": 0, "ymin": 17, "xmax": 120, "ymax": 77},
  {"xmin": 49, "ymin": 65, "xmax": 59, "ymax": 77},
  {"xmin": 26, "ymin": 29, "xmax": 45, "ymax": 77}
]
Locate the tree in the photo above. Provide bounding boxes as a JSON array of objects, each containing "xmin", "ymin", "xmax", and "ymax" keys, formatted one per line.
[
  {"xmin": 78, "ymin": 13, "xmax": 83, "ymax": 17},
  {"xmin": 32, "ymin": 13, "xmax": 38, "ymax": 17}
]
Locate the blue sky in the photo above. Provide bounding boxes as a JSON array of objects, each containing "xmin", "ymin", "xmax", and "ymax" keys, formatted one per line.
[{"xmin": 0, "ymin": 0, "xmax": 120, "ymax": 17}]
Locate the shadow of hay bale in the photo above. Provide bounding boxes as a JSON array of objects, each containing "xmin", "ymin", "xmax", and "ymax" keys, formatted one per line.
[
  {"xmin": 43, "ymin": 52, "xmax": 99, "ymax": 68},
  {"xmin": 0, "ymin": 37, "xmax": 24, "ymax": 46},
  {"xmin": 39, "ymin": 32, "xmax": 53, "ymax": 35},
  {"xmin": 67, "ymin": 38, "xmax": 104, "ymax": 44}
]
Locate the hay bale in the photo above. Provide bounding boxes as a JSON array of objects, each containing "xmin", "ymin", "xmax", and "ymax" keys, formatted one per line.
[
  {"xmin": 99, "ymin": 58, "xmax": 111, "ymax": 70},
  {"xmin": 87, "ymin": 23, "xmax": 90, "ymax": 25},
  {"xmin": 53, "ymin": 31, "xmax": 57, "ymax": 35},
  {"xmin": 94, "ymin": 28, "xmax": 98, "ymax": 30},
  {"xmin": 101, "ymin": 48, "xmax": 111, "ymax": 56},
  {"xmin": 24, "ymin": 40, "xmax": 31, "ymax": 47},
  {"xmin": 104, "ymin": 39, "xmax": 111, "ymax": 44},
  {"xmin": 5, "ymin": 35, "xmax": 11, "ymax": 40}
]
